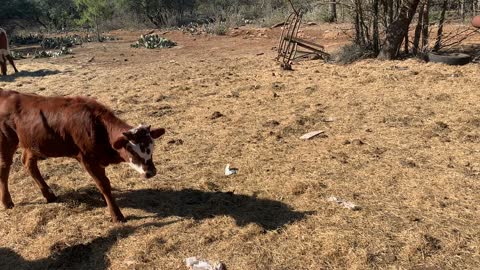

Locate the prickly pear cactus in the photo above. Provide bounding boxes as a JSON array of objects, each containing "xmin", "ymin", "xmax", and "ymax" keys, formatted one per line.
[
  {"xmin": 131, "ymin": 34, "xmax": 176, "ymax": 49},
  {"xmin": 41, "ymin": 36, "xmax": 83, "ymax": 49}
]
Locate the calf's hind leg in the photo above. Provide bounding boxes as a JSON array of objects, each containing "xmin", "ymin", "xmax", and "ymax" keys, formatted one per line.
[
  {"xmin": 22, "ymin": 151, "xmax": 57, "ymax": 203},
  {"xmin": 0, "ymin": 128, "xmax": 18, "ymax": 209},
  {"xmin": 5, "ymin": 55, "xmax": 18, "ymax": 73},
  {"xmin": 0, "ymin": 57, "xmax": 6, "ymax": 76}
]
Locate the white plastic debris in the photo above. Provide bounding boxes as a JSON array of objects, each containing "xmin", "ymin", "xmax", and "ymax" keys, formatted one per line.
[
  {"xmin": 185, "ymin": 257, "xmax": 226, "ymax": 270},
  {"xmin": 123, "ymin": 259, "xmax": 136, "ymax": 266},
  {"xmin": 186, "ymin": 257, "xmax": 198, "ymax": 267},
  {"xmin": 327, "ymin": 196, "xmax": 361, "ymax": 211},
  {"xmin": 322, "ymin": 117, "xmax": 335, "ymax": 122},
  {"xmin": 300, "ymin": 130, "xmax": 324, "ymax": 140},
  {"xmin": 224, "ymin": 164, "xmax": 238, "ymax": 176}
]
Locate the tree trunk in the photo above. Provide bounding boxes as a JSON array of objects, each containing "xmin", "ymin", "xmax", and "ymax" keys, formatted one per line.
[
  {"xmin": 373, "ymin": 0, "xmax": 380, "ymax": 54},
  {"xmin": 394, "ymin": 0, "xmax": 401, "ymax": 19},
  {"xmin": 473, "ymin": 0, "xmax": 477, "ymax": 16},
  {"xmin": 354, "ymin": 9, "xmax": 363, "ymax": 45},
  {"xmin": 146, "ymin": 14, "xmax": 160, "ymax": 28},
  {"xmin": 404, "ymin": 31, "xmax": 409, "ymax": 54},
  {"xmin": 354, "ymin": 0, "xmax": 365, "ymax": 45},
  {"xmin": 94, "ymin": 15, "xmax": 101, "ymax": 42},
  {"xmin": 358, "ymin": 3, "xmax": 370, "ymax": 43},
  {"xmin": 413, "ymin": 3, "xmax": 424, "ymax": 55},
  {"xmin": 329, "ymin": 0, "xmax": 337, "ymax": 22},
  {"xmin": 460, "ymin": 0, "xmax": 465, "ymax": 22},
  {"xmin": 421, "ymin": 0, "xmax": 430, "ymax": 50},
  {"xmin": 35, "ymin": 17, "xmax": 48, "ymax": 29},
  {"xmin": 388, "ymin": 0, "xmax": 394, "ymax": 25},
  {"xmin": 381, "ymin": 0, "xmax": 388, "ymax": 27},
  {"xmin": 434, "ymin": 0, "xmax": 448, "ymax": 51},
  {"xmin": 378, "ymin": 0, "xmax": 421, "ymax": 60}
]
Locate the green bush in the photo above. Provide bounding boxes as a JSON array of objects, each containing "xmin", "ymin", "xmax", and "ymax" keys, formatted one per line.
[
  {"xmin": 303, "ymin": 6, "xmax": 331, "ymax": 23},
  {"xmin": 334, "ymin": 43, "xmax": 375, "ymax": 64},
  {"xmin": 259, "ymin": 8, "xmax": 288, "ymax": 27},
  {"xmin": 204, "ymin": 21, "xmax": 229, "ymax": 36}
]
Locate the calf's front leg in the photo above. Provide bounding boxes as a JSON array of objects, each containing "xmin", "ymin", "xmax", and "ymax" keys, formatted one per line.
[
  {"xmin": 0, "ymin": 163, "xmax": 14, "ymax": 209},
  {"xmin": 81, "ymin": 160, "xmax": 126, "ymax": 223},
  {"xmin": 0, "ymin": 131, "xmax": 17, "ymax": 209}
]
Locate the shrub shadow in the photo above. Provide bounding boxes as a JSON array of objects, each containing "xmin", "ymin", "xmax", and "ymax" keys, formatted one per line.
[{"xmin": 64, "ymin": 187, "xmax": 312, "ymax": 231}]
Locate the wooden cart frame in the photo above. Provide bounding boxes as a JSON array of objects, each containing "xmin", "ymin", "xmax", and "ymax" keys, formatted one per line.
[{"xmin": 276, "ymin": 1, "xmax": 330, "ymax": 70}]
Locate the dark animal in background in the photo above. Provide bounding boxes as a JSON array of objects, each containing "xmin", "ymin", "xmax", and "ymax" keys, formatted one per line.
[
  {"xmin": 0, "ymin": 90, "xmax": 165, "ymax": 222},
  {"xmin": 0, "ymin": 28, "xmax": 18, "ymax": 75}
]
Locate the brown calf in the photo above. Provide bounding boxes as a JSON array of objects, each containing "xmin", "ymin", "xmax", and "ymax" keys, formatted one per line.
[
  {"xmin": 0, "ymin": 28, "xmax": 18, "ymax": 75},
  {"xmin": 0, "ymin": 90, "xmax": 165, "ymax": 222},
  {"xmin": 473, "ymin": 16, "xmax": 480, "ymax": 28}
]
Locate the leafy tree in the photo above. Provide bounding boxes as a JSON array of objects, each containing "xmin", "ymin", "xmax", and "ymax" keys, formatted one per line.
[
  {"xmin": 75, "ymin": 0, "xmax": 114, "ymax": 40},
  {"xmin": 0, "ymin": 0, "xmax": 44, "ymax": 28},
  {"xmin": 33, "ymin": 0, "xmax": 78, "ymax": 29},
  {"xmin": 118, "ymin": 0, "xmax": 195, "ymax": 27}
]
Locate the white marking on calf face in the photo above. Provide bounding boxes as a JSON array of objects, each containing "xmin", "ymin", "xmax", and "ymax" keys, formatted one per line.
[
  {"xmin": 128, "ymin": 158, "xmax": 146, "ymax": 174},
  {"xmin": 123, "ymin": 125, "xmax": 157, "ymax": 175},
  {"xmin": 126, "ymin": 141, "xmax": 154, "ymax": 175},
  {"xmin": 128, "ymin": 141, "xmax": 153, "ymax": 161}
]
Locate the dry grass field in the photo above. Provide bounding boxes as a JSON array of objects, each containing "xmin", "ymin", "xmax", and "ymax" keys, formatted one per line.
[{"xmin": 1, "ymin": 24, "xmax": 480, "ymax": 269}]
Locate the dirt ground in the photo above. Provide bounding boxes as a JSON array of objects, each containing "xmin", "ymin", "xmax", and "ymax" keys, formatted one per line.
[{"xmin": 1, "ymin": 24, "xmax": 480, "ymax": 270}]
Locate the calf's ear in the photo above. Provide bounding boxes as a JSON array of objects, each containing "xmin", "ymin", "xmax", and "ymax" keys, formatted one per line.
[
  {"xmin": 150, "ymin": 128, "xmax": 165, "ymax": 139},
  {"xmin": 113, "ymin": 136, "xmax": 129, "ymax": 150}
]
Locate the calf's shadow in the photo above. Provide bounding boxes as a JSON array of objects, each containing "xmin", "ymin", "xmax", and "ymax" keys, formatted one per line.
[
  {"xmin": 63, "ymin": 187, "xmax": 312, "ymax": 231},
  {"xmin": 0, "ymin": 69, "xmax": 61, "ymax": 82},
  {"xmin": 0, "ymin": 221, "xmax": 173, "ymax": 270},
  {"xmin": 1, "ymin": 188, "xmax": 310, "ymax": 269}
]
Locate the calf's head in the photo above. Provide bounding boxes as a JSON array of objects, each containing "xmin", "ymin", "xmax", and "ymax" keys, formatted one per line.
[{"xmin": 113, "ymin": 125, "xmax": 165, "ymax": 178}]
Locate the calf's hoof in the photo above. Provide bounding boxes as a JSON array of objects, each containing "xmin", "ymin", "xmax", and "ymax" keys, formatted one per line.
[
  {"xmin": 112, "ymin": 215, "xmax": 127, "ymax": 223},
  {"xmin": 45, "ymin": 193, "xmax": 57, "ymax": 203},
  {"xmin": 46, "ymin": 196, "xmax": 57, "ymax": 203},
  {"xmin": 2, "ymin": 200, "xmax": 14, "ymax": 209}
]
